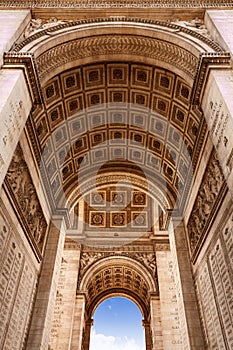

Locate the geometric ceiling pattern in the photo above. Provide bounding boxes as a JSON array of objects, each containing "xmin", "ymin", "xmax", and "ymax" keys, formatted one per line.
[
  {"xmin": 32, "ymin": 62, "xmax": 204, "ymax": 213},
  {"xmin": 84, "ymin": 186, "xmax": 152, "ymax": 233}
]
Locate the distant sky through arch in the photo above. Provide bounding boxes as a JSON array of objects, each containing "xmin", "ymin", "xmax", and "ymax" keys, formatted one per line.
[{"xmin": 90, "ymin": 296, "xmax": 146, "ymax": 350}]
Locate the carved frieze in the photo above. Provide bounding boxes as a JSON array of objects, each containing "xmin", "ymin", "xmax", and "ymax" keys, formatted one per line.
[
  {"xmin": 36, "ymin": 34, "xmax": 198, "ymax": 81},
  {"xmin": 4, "ymin": 144, "xmax": 47, "ymax": 258},
  {"xmin": 187, "ymin": 150, "xmax": 226, "ymax": 260},
  {"xmin": 78, "ymin": 249, "xmax": 158, "ymax": 286}
]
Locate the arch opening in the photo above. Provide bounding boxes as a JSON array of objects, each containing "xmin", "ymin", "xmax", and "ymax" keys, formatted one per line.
[
  {"xmin": 89, "ymin": 296, "xmax": 146, "ymax": 350},
  {"xmin": 79, "ymin": 255, "xmax": 157, "ymax": 350}
]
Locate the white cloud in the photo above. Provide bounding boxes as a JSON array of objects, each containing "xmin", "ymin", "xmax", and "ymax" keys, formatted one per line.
[
  {"xmin": 108, "ymin": 304, "xmax": 112, "ymax": 310},
  {"xmin": 90, "ymin": 329, "xmax": 145, "ymax": 350}
]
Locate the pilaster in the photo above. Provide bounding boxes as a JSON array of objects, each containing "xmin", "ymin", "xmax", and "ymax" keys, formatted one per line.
[
  {"xmin": 26, "ymin": 217, "xmax": 66, "ymax": 350},
  {"xmin": 150, "ymin": 295, "xmax": 163, "ymax": 350},
  {"xmin": 0, "ymin": 69, "xmax": 32, "ymax": 187},
  {"xmin": 0, "ymin": 10, "xmax": 30, "ymax": 67},
  {"xmin": 48, "ymin": 239, "xmax": 81, "ymax": 349},
  {"xmin": 70, "ymin": 293, "xmax": 86, "ymax": 350},
  {"xmin": 156, "ymin": 250, "xmax": 183, "ymax": 349},
  {"xmin": 169, "ymin": 219, "xmax": 204, "ymax": 349},
  {"xmin": 201, "ymin": 69, "xmax": 233, "ymax": 197}
]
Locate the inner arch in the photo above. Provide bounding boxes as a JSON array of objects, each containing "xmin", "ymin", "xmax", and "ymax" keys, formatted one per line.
[{"xmin": 90, "ymin": 296, "xmax": 146, "ymax": 350}]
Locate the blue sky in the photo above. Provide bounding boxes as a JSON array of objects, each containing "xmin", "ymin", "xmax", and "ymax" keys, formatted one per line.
[{"xmin": 90, "ymin": 297, "xmax": 146, "ymax": 350}]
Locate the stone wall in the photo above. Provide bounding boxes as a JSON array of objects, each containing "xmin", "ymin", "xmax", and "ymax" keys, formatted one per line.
[
  {"xmin": 156, "ymin": 250, "xmax": 184, "ymax": 349},
  {"xmin": 193, "ymin": 204, "xmax": 233, "ymax": 349},
  {"xmin": 48, "ymin": 239, "xmax": 81, "ymax": 349},
  {"xmin": 0, "ymin": 197, "xmax": 40, "ymax": 350}
]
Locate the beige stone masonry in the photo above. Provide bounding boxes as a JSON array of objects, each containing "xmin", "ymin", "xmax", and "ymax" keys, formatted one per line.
[
  {"xmin": 150, "ymin": 295, "xmax": 163, "ymax": 350},
  {"xmin": 201, "ymin": 69, "xmax": 233, "ymax": 195},
  {"xmin": 26, "ymin": 218, "xmax": 66, "ymax": 350},
  {"xmin": 70, "ymin": 294, "xmax": 86, "ymax": 350},
  {"xmin": 0, "ymin": 69, "xmax": 31, "ymax": 188},
  {"xmin": 49, "ymin": 241, "xmax": 81, "ymax": 349},
  {"xmin": 205, "ymin": 10, "xmax": 233, "ymax": 54},
  {"xmin": 156, "ymin": 250, "xmax": 184, "ymax": 349},
  {"xmin": 169, "ymin": 220, "xmax": 204, "ymax": 349},
  {"xmin": 0, "ymin": 10, "xmax": 30, "ymax": 67}
]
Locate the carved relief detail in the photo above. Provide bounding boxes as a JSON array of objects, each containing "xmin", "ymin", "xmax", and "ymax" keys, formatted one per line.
[
  {"xmin": 171, "ymin": 18, "xmax": 210, "ymax": 37},
  {"xmin": 78, "ymin": 250, "xmax": 158, "ymax": 285},
  {"xmin": 5, "ymin": 144, "xmax": 47, "ymax": 256},
  {"xmin": 187, "ymin": 150, "xmax": 225, "ymax": 259},
  {"xmin": 36, "ymin": 35, "xmax": 198, "ymax": 81},
  {"xmin": 24, "ymin": 17, "xmax": 71, "ymax": 38}
]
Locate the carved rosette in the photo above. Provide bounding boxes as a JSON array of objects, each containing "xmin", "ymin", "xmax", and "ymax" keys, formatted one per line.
[
  {"xmin": 4, "ymin": 144, "xmax": 47, "ymax": 258},
  {"xmin": 187, "ymin": 150, "xmax": 225, "ymax": 260}
]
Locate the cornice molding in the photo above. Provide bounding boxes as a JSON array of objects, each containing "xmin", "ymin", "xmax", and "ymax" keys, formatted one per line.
[
  {"xmin": 191, "ymin": 52, "xmax": 232, "ymax": 105},
  {"xmin": 3, "ymin": 52, "xmax": 42, "ymax": 105},
  {"xmin": 0, "ymin": 0, "xmax": 232, "ymax": 8}
]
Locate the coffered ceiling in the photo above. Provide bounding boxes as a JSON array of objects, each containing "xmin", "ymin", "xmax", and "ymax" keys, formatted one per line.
[{"xmin": 29, "ymin": 61, "xmax": 206, "ymax": 220}]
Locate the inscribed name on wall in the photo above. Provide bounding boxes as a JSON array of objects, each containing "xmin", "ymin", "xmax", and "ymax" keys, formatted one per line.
[{"xmin": 0, "ymin": 201, "xmax": 38, "ymax": 350}]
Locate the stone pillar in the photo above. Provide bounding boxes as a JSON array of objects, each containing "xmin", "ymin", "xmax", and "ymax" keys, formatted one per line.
[
  {"xmin": 156, "ymin": 250, "xmax": 183, "ymax": 349},
  {"xmin": 201, "ymin": 69, "xmax": 233, "ymax": 196},
  {"xmin": 26, "ymin": 217, "xmax": 66, "ymax": 350},
  {"xmin": 0, "ymin": 69, "xmax": 32, "ymax": 187},
  {"xmin": 202, "ymin": 10, "xmax": 233, "ymax": 196},
  {"xmin": 82, "ymin": 319, "xmax": 93, "ymax": 350},
  {"xmin": 150, "ymin": 295, "xmax": 163, "ymax": 350},
  {"xmin": 143, "ymin": 320, "xmax": 153, "ymax": 350},
  {"xmin": 70, "ymin": 293, "xmax": 86, "ymax": 350},
  {"xmin": 48, "ymin": 239, "xmax": 81, "ymax": 349},
  {"xmin": 169, "ymin": 219, "xmax": 204, "ymax": 349}
]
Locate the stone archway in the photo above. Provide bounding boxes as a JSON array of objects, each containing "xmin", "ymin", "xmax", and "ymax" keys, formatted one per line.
[
  {"xmin": 76, "ymin": 255, "xmax": 158, "ymax": 350},
  {"xmin": 1, "ymin": 11, "xmax": 233, "ymax": 350}
]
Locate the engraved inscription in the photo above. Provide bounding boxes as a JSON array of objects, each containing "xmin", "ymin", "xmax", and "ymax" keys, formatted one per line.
[
  {"xmin": 195, "ymin": 264, "xmax": 226, "ymax": 349},
  {"xmin": 2, "ymin": 100, "xmax": 24, "ymax": 149},
  {"xmin": 209, "ymin": 100, "xmax": 229, "ymax": 149}
]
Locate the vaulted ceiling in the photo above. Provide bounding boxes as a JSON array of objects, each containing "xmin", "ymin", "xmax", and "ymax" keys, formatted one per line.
[{"xmin": 31, "ymin": 61, "xmax": 205, "ymax": 219}]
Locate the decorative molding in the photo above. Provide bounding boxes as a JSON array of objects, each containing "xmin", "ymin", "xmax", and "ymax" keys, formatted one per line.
[
  {"xmin": 14, "ymin": 17, "xmax": 223, "ymax": 52},
  {"xmin": 3, "ymin": 52, "xmax": 42, "ymax": 105},
  {"xmin": 0, "ymin": 0, "xmax": 232, "ymax": 8},
  {"xmin": 35, "ymin": 34, "xmax": 198, "ymax": 81},
  {"xmin": 79, "ymin": 250, "xmax": 158, "ymax": 282},
  {"xmin": 170, "ymin": 18, "xmax": 211, "ymax": 38},
  {"xmin": 191, "ymin": 52, "xmax": 232, "ymax": 105},
  {"xmin": 4, "ymin": 143, "xmax": 47, "ymax": 260},
  {"xmin": 8, "ymin": 18, "xmax": 224, "ymax": 82},
  {"xmin": 187, "ymin": 150, "xmax": 227, "ymax": 262}
]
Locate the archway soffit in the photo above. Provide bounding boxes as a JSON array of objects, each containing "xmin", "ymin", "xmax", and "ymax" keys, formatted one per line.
[{"xmin": 79, "ymin": 255, "xmax": 157, "ymax": 292}]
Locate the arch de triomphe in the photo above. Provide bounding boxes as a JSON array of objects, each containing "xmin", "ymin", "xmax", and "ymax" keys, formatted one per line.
[{"xmin": 0, "ymin": 1, "xmax": 233, "ymax": 349}]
